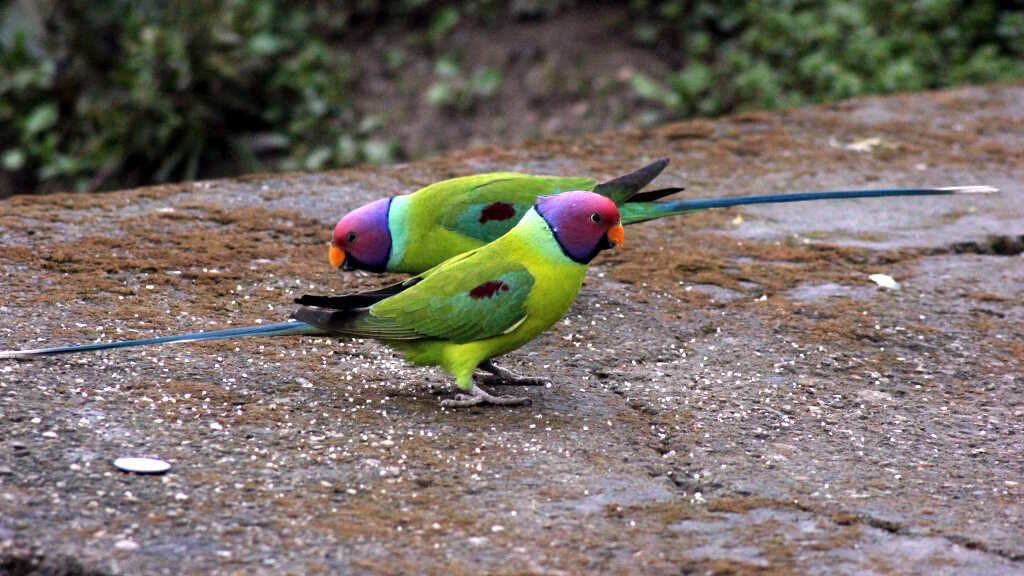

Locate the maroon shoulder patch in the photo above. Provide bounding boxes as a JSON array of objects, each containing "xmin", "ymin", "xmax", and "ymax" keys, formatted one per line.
[
  {"xmin": 478, "ymin": 202, "xmax": 516, "ymax": 224},
  {"xmin": 469, "ymin": 280, "xmax": 510, "ymax": 299}
]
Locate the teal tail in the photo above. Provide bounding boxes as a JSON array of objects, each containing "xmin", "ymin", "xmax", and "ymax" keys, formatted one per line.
[
  {"xmin": 0, "ymin": 321, "xmax": 320, "ymax": 359},
  {"xmin": 619, "ymin": 185, "xmax": 999, "ymax": 225}
]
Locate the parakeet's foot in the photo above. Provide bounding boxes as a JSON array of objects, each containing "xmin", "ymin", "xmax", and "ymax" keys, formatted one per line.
[
  {"xmin": 476, "ymin": 359, "xmax": 551, "ymax": 387},
  {"xmin": 440, "ymin": 384, "xmax": 531, "ymax": 408}
]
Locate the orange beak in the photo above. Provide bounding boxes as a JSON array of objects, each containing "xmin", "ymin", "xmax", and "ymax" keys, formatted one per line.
[
  {"xmin": 328, "ymin": 244, "xmax": 345, "ymax": 269},
  {"xmin": 607, "ymin": 224, "xmax": 624, "ymax": 247}
]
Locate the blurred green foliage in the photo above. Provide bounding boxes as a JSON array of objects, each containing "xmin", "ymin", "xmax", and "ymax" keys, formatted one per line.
[
  {"xmin": 1, "ymin": 0, "xmax": 1021, "ymax": 195},
  {"xmin": 426, "ymin": 55, "xmax": 504, "ymax": 111},
  {"xmin": 627, "ymin": 0, "xmax": 1024, "ymax": 119},
  {"xmin": 0, "ymin": 0, "xmax": 402, "ymax": 194}
]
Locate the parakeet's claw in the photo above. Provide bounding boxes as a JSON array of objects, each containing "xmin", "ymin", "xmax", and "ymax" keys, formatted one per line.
[
  {"xmin": 476, "ymin": 359, "xmax": 551, "ymax": 386},
  {"xmin": 440, "ymin": 384, "xmax": 531, "ymax": 408}
]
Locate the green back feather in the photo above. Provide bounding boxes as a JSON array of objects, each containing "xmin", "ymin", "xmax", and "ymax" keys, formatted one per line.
[
  {"xmin": 434, "ymin": 174, "xmax": 595, "ymax": 243},
  {"xmin": 364, "ymin": 250, "xmax": 536, "ymax": 343}
]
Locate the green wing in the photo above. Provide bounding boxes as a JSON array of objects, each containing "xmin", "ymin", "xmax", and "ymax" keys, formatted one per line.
[
  {"xmin": 359, "ymin": 253, "xmax": 536, "ymax": 343},
  {"xmin": 417, "ymin": 161, "xmax": 672, "ymax": 244},
  {"xmin": 437, "ymin": 175, "xmax": 595, "ymax": 243}
]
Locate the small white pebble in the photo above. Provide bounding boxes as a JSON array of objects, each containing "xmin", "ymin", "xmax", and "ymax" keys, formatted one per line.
[
  {"xmin": 114, "ymin": 457, "xmax": 170, "ymax": 475},
  {"xmin": 114, "ymin": 539, "xmax": 139, "ymax": 551},
  {"xmin": 869, "ymin": 274, "xmax": 900, "ymax": 290}
]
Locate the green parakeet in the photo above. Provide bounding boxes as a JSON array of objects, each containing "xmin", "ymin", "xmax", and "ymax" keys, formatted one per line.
[
  {"xmin": 328, "ymin": 158, "xmax": 996, "ymax": 274},
  {"xmin": 1, "ymin": 191, "xmax": 626, "ymax": 407}
]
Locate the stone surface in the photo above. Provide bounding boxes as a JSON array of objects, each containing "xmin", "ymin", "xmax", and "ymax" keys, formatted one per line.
[{"xmin": 1, "ymin": 84, "xmax": 1022, "ymax": 575}]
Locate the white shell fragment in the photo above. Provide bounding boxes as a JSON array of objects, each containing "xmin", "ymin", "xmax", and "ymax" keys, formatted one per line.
[
  {"xmin": 114, "ymin": 539, "xmax": 140, "ymax": 551},
  {"xmin": 114, "ymin": 457, "xmax": 171, "ymax": 475},
  {"xmin": 845, "ymin": 137, "xmax": 887, "ymax": 153},
  {"xmin": 868, "ymin": 273, "xmax": 901, "ymax": 290}
]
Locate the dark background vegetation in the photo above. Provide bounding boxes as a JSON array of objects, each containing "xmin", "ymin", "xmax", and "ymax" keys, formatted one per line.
[{"xmin": 2, "ymin": 0, "xmax": 1021, "ymax": 197}]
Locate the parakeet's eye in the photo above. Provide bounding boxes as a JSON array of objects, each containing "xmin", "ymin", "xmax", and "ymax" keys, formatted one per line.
[
  {"xmin": 590, "ymin": 212, "xmax": 602, "ymax": 223},
  {"xmin": 347, "ymin": 232, "xmax": 357, "ymax": 243}
]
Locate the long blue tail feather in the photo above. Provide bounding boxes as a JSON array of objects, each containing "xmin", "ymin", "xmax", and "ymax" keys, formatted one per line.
[
  {"xmin": 0, "ymin": 321, "xmax": 319, "ymax": 359},
  {"xmin": 621, "ymin": 185, "xmax": 998, "ymax": 225}
]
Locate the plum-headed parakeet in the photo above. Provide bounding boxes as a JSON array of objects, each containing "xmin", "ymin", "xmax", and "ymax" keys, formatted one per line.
[
  {"xmin": 1, "ymin": 191, "xmax": 626, "ymax": 407},
  {"xmin": 328, "ymin": 158, "xmax": 996, "ymax": 274}
]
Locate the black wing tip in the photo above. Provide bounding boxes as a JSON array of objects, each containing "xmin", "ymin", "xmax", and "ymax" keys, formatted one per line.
[
  {"xmin": 292, "ymin": 305, "xmax": 364, "ymax": 333},
  {"xmin": 626, "ymin": 158, "xmax": 669, "ymax": 174},
  {"xmin": 295, "ymin": 277, "xmax": 421, "ymax": 310},
  {"xmin": 629, "ymin": 186, "xmax": 686, "ymax": 203},
  {"xmin": 595, "ymin": 157, "xmax": 673, "ymax": 199},
  {"xmin": 294, "ymin": 294, "xmax": 324, "ymax": 306},
  {"xmin": 294, "ymin": 294, "xmax": 374, "ymax": 309},
  {"xmin": 628, "ymin": 158, "xmax": 671, "ymax": 181},
  {"xmin": 292, "ymin": 305, "xmax": 340, "ymax": 327},
  {"xmin": 290, "ymin": 306, "xmax": 318, "ymax": 325}
]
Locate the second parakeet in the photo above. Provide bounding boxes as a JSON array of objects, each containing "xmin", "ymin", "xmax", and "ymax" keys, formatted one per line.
[{"xmin": 328, "ymin": 158, "xmax": 995, "ymax": 274}]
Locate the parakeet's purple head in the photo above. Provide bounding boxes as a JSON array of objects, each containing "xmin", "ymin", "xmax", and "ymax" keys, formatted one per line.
[
  {"xmin": 330, "ymin": 197, "xmax": 393, "ymax": 272},
  {"xmin": 535, "ymin": 191, "xmax": 623, "ymax": 264}
]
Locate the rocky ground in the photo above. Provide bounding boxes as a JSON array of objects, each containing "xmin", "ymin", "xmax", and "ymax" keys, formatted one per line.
[{"xmin": 1, "ymin": 85, "xmax": 1021, "ymax": 575}]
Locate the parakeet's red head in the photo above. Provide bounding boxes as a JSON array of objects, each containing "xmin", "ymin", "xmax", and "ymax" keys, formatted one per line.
[
  {"xmin": 330, "ymin": 197, "xmax": 393, "ymax": 272},
  {"xmin": 535, "ymin": 191, "xmax": 623, "ymax": 264}
]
